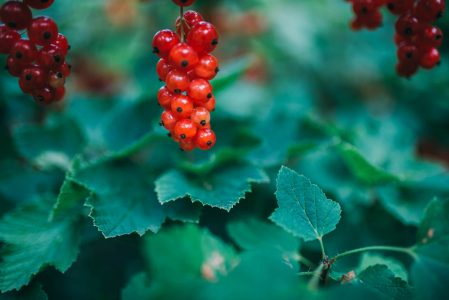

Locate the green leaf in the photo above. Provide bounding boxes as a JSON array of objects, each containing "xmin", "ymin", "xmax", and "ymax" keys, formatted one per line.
[
  {"xmin": 270, "ymin": 166, "xmax": 341, "ymax": 241},
  {"xmin": 155, "ymin": 165, "xmax": 269, "ymax": 211},
  {"xmin": 121, "ymin": 273, "xmax": 153, "ymax": 300},
  {"xmin": 0, "ymin": 283, "xmax": 48, "ymax": 300},
  {"xmin": 358, "ymin": 253, "xmax": 408, "ymax": 281},
  {"xmin": 72, "ymin": 160, "xmax": 165, "ymax": 238},
  {"xmin": 357, "ymin": 265, "xmax": 412, "ymax": 300},
  {"xmin": 50, "ymin": 178, "xmax": 90, "ymax": 220},
  {"xmin": 0, "ymin": 202, "xmax": 81, "ymax": 292},
  {"xmin": 12, "ymin": 117, "xmax": 85, "ymax": 170}
]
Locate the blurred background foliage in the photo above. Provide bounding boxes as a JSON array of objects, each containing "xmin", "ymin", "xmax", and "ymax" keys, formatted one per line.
[{"xmin": 0, "ymin": 0, "xmax": 449, "ymax": 299}]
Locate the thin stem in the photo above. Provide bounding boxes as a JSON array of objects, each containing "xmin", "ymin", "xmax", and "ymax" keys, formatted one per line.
[
  {"xmin": 318, "ymin": 237, "xmax": 326, "ymax": 259},
  {"xmin": 307, "ymin": 263, "xmax": 324, "ymax": 290},
  {"xmin": 298, "ymin": 256, "xmax": 315, "ymax": 269},
  {"xmin": 298, "ymin": 271, "xmax": 315, "ymax": 276},
  {"xmin": 333, "ymin": 245, "xmax": 417, "ymax": 261},
  {"xmin": 180, "ymin": 5, "xmax": 185, "ymax": 42}
]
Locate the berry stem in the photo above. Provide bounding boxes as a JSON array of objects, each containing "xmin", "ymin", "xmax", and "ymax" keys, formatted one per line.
[{"xmin": 180, "ymin": 5, "xmax": 185, "ymax": 42}]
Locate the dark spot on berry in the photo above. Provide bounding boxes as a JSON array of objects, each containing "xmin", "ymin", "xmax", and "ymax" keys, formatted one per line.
[
  {"xmin": 215, "ymin": 67, "xmax": 220, "ymax": 74},
  {"xmin": 180, "ymin": 148, "xmax": 185, "ymax": 152},
  {"xmin": 206, "ymin": 141, "xmax": 212, "ymax": 146},
  {"xmin": 167, "ymin": 133, "xmax": 172, "ymax": 137},
  {"xmin": 42, "ymin": 0, "xmax": 49, "ymax": 3},
  {"xmin": 387, "ymin": 3, "xmax": 395, "ymax": 10},
  {"xmin": 15, "ymin": 52, "xmax": 23, "ymax": 59},
  {"xmin": 25, "ymin": 74, "xmax": 32, "ymax": 81},
  {"xmin": 68, "ymin": 64, "xmax": 72, "ymax": 69},
  {"xmin": 174, "ymin": 89, "xmax": 181, "ymax": 94},
  {"xmin": 7, "ymin": 22, "xmax": 16, "ymax": 28},
  {"xmin": 436, "ymin": 34, "xmax": 442, "ymax": 40},
  {"xmin": 361, "ymin": 7, "xmax": 368, "ymax": 14},
  {"xmin": 181, "ymin": 60, "xmax": 188, "ymax": 68},
  {"xmin": 180, "ymin": 134, "xmax": 186, "ymax": 139},
  {"xmin": 57, "ymin": 72, "xmax": 63, "ymax": 78},
  {"xmin": 68, "ymin": 45, "xmax": 72, "ymax": 50},
  {"xmin": 406, "ymin": 52, "xmax": 413, "ymax": 59},
  {"xmin": 176, "ymin": 107, "xmax": 183, "ymax": 113},
  {"xmin": 181, "ymin": 0, "xmax": 187, "ymax": 3},
  {"xmin": 153, "ymin": 47, "xmax": 159, "ymax": 54},
  {"xmin": 207, "ymin": 93, "xmax": 212, "ymax": 99},
  {"xmin": 404, "ymin": 27, "xmax": 412, "ymax": 36},
  {"xmin": 200, "ymin": 120, "xmax": 206, "ymax": 126},
  {"xmin": 437, "ymin": 12, "xmax": 443, "ymax": 19},
  {"xmin": 36, "ymin": 95, "xmax": 44, "ymax": 102},
  {"xmin": 159, "ymin": 79, "xmax": 163, "ymax": 82},
  {"xmin": 43, "ymin": 32, "xmax": 51, "ymax": 40},
  {"xmin": 54, "ymin": 55, "xmax": 61, "ymax": 63},
  {"xmin": 211, "ymin": 39, "xmax": 218, "ymax": 46}
]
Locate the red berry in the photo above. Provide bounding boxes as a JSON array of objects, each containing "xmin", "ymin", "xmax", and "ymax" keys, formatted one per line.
[
  {"xmin": 33, "ymin": 86, "xmax": 55, "ymax": 104},
  {"xmin": 386, "ymin": 0, "xmax": 414, "ymax": 15},
  {"xmin": 0, "ymin": 25, "xmax": 20, "ymax": 54},
  {"xmin": 199, "ymin": 96, "xmax": 216, "ymax": 111},
  {"xmin": 0, "ymin": 1, "xmax": 32, "ymax": 30},
  {"xmin": 37, "ymin": 44, "xmax": 66, "ymax": 69},
  {"xmin": 187, "ymin": 21, "xmax": 219, "ymax": 54},
  {"xmin": 156, "ymin": 59, "xmax": 172, "ymax": 81},
  {"xmin": 48, "ymin": 70, "xmax": 66, "ymax": 88},
  {"xmin": 194, "ymin": 54, "xmax": 219, "ymax": 80},
  {"xmin": 174, "ymin": 119, "xmax": 197, "ymax": 140},
  {"xmin": 157, "ymin": 86, "xmax": 174, "ymax": 109},
  {"xmin": 195, "ymin": 128, "xmax": 216, "ymax": 150},
  {"xmin": 419, "ymin": 47, "xmax": 440, "ymax": 69},
  {"xmin": 165, "ymin": 69, "xmax": 190, "ymax": 94},
  {"xmin": 171, "ymin": 95, "xmax": 194, "ymax": 118},
  {"xmin": 352, "ymin": 1, "xmax": 378, "ymax": 15},
  {"xmin": 58, "ymin": 62, "xmax": 72, "ymax": 77},
  {"xmin": 28, "ymin": 17, "xmax": 59, "ymax": 46},
  {"xmin": 19, "ymin": 76, "xmax": 34, "ymax": 94},
  {"xmin": 24, "ymin": 0, "xmax": 55, "ymax": 9},
  {"xmin": 20, "ymin": 66, "xmax": 48, "ymax": 91},
  {"xmin": 419, "ymin": 25, "xmax": 444, "ymax": 48},
  {"xmin": 54, "ymin": 86, "xmax": 66, "ymax": 102},
  {"xmin": 179, "ymin": 139, "xmax": 196, "ymax": 151},
  {"xmin": 54, "ymin": 33, "xmax": 70, "ymax": 55},
  {"xmin": 414, "ymin": 0, "xmax": 445, "ymax": 22},
  {"xmin": 172, "ymin": 0, "xmax": 196, "ymax": 7},
  {"xmin": 397, "ymin": 43, "xmax": 420, "ymax": 62},
  {"xmin": 191, "ymin": 107, "xmax": 211, "ymax": 128},
  {"xmin": 10, "ymin": 39, "xmax": 37, "ymax": 65},
  {"xmin": 152, "ymin": 29, "xmax": 180, "ymax": 59},
  {"xmin": 5, "ymin": 55, "xmax": 26, "ymax": 77},
  {"xmin": 187, "ymin": 78, "xmax": 213, "ymax": 103},
  {"xmin": 365, "ymin": 10, "xmax": 383, "ymax": 30},
  {"xmin": 395, "ymin": 14, "xmax": 420, "ymax": 37},
  {"xmin": 169, "ymin": 43, "xmax": 199, "ymax": 70},
  {"xmin": 161, "ymin": 110, "xmax": 178, "ymax": 131},
  {"xmin": 396, "ymin": 61, "xmax": 418, "ymax": 77},
  {"xmin": 175, "ymin": 10, "xmax": 203, "ymax": 36}
]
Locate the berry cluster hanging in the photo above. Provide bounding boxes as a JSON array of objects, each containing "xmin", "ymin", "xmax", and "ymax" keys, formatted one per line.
[
  {"xmin": 153, "ymin": 0, "xmax": 219, "ymax": 151},
  {"xmin": 347, "ymin": 0, "xmax": 445, "ymax": 77},
  {"xmin": 0, "ymin": 0, "xmax": 71, "ymax": 104}
]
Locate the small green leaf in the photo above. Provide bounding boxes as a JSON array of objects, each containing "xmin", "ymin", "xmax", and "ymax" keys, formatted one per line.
[
  {"xmin": 0, "ymin": 202, "xmax": 81, "ymax": 292},
  {"xmin": 155, "ymin": 165, "xmax": 269, "ymax": 211},
  {"xmin": 270, "ymin": 166, "xmax": 341, "ymax": 241},
  {"xmin": 50, "ymin": 179, "xmax": 90, "ymax": 220},
  {"xmin": 357, "ymin": 265, "xmax": 412, "ymax": 300},
  {"xmin": 358, "ymin": 253, "xmax": 408, "ymax": 281}
]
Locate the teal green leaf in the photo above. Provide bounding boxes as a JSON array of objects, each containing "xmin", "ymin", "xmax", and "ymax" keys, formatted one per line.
[
  {"xmin": 358, "ymin": 253, "xmax": 408, "ymax": 281},
  {"xmin": 155, "ymin": 165, "xmax": 269, "ymax": 211},
  {"xmin": 50, "ymin": 179, "xmax": 90, "ymax": 220},
  {"xmin": 0, "ymin": 283, "xmax": 48, "ymax": 300},
  {"xmin": 121, "ymin": 273, "xmax": 153, "ymax": 300},
  {"xmin": 270, "ymin": 166, "xmax": 341, "ymax": 241},
  {"xmin": 0, "ymin": 202, "xmax": 81, "ymax": 292},
  {"xmin": 357, "ymin": 265, "xmax": 412, "ymax": 300}
]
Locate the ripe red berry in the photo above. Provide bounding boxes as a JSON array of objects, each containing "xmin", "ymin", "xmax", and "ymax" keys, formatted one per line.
[
  {"xmin": 414, "ymin": 0, "xmax": 445, "ymax": 22},
  {"xmin": 195, "ymin": 128, "xmax": 216, "ymax": 150},
  {"xmin": 152, "ymin": 29, "xmax": 180, "ymax": 59},
  {"xmin": 20, "ymin": 66, "xmax": 47, "ymax": 91},
  {"xmin": 172, "ymin": 0, "xmax": 196, "ymax": 7},
  {"xmin": 157, "ymin": 86, "xmax": 174, "ymax": 109},
  {"xmin": 165, "ymin": 69, "xmax": 190, "ymax": 94},
  {"xmin": 387, "ymin": 0, "xmax": 414, "ymax": 15},
  {"xmin": 175, "ymin": 10, "xmax": 203, "ymax": 36},
  {"xmin": 199, "ymin": 96, "xmax": 216, "ymax": 111},
  {"xmin": 0, "ymin": 1, "xmax": 32, "ymax": 30},
  {"xmin": 396, "ymin": 61, "xmax": 418, "ymax": 77},
  {"xmin": 0, "ymin": 25, "xmax": 20, "ymax": 54},
  {"xmin": 58, "ymin": 62, "xmax": 71, "ymax": 77},
  {"xmin": 19, "ymin": 76, "xmax": 34, "ymax": 94},
  {"xmin": 169, "ymin": 43, "xmax": 199, "ymax": 71},
  {"xmin": 194, "ymin": 54, "xmax": 219, "ymax": 80},
  {"xmin": 191, "ymin": 107, "xmax": 211, "ymax": 128},
  {"xmin": 174, "ymin": 119, "xmax": 197, "ymax": 140},
  {"xmin": 37, "ymin": 44, "xmax": 65, "ymax": 69},
  {"xmin": 28, "ymin": 17, "xmax": 59, "ymax": 46},
  {"xmin": 54, "ymin": 86, "xmax": 66, "ymax": 102},
  {"xmin": 419, "ymin": 47, "xmax": 440, "ymax": 69},
  {"xmin": 187, "ymin": 78, "xmax": 213, "ymax": 103},
  {"xmin": 419, "ymin": 25, "xmax": 444, "ymax": 48},
  {"xmin": 171, "ymin": 95, "xmax": 194, "ymax": 118},
  {"xmin": 54, "ymin": 33, "xmax": 70, "ymax": 55},
  {"xmin": 395, "ymin": 14, "xmax": 420, "ymax": 37},
  {"xmin": 10, "ymin": 39, "xmax": 38, "ymax": 64},
  {"xmin": 187, "ymin": 21, "xmax": 219, "ymax": 54},
  {"xmin": 24, "ymin": 0, "xmax": 55, "ymax": 10},
  {"xmin": 161, "ymin": 110, "xmax": 178, "ymax": 131},
  {"xmin": 156, "ymin": 59, "xmax": 172, "ymax": 81},
  {"xmin": 48, "ymin": 70, "xmax": 66, "ymax": 88},
  {"xmin": 397, "ymin": 43, "xmax": 420, "ymax": 62},
  {"xmin": 179, "ymin": 139, "xmax": 196, "ymax": 152},
  {"xmin": 6, "ymin": 55, "xmax": 26, "ymax": 77},
  {"xmin": 33, "ymin": 86, "xmax": 55, "ymax": 104}
]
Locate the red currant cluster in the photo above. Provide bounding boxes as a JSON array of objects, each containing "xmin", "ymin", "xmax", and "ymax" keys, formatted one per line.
[
  {"xmin": 0, "ymin": 0, "xmax": 71, "ymax": 104},
  {"xmin": 347, "ymin": 0, "xmax": 445, "ymax": 77},
  {"xmin": 153, "ymin": 0, "xmax": 219, "ymax": 151}
]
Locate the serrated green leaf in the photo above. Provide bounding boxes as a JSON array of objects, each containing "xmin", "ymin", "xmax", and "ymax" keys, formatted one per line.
[
  {"xmin": 270, "ymin": 166, "xmax": 341, "ymax": 241},
  {"xmin": 72, "ymin": 160, "xmax": 165, "ymax": 238},
  {"xmin": 0, "ymin": 202, "xmax": 81, "ymax": 292},
  {"xmin": 50, "ymin": 179, "xmax": 90, "ymax": 220},
  {"xmin": 358, "ymin": 253, "xmax": 408, "ymax": 281},
  {"xmin": 356, "ymin": 265, "xmax": 412, "ymax": 300},
  {"xmin": 155, "ymin": 165, "xmax": 269, "ymax": 211}
]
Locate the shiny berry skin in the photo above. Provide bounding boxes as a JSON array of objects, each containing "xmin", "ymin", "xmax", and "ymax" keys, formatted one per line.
[
  {"xmin": 396, "ymin": 61, "xmax": 418, "ymax": 77},
  {"xmin": 195, "ymin": 128, "xmax": 216, "ymax": 150},
  {"xmin": 187, "ymin": 22, "xmax": 219, "ymax": 54},
  {"xmin": 58, "ymin": 62, "xmax": 72, "ymax": 77},
  {"xmin": 169, "ymin": 43, "xmax": 199, "ymax": 71},
  {"xmin": 54, "ymin": 33, "xmax": 70, "ymax": 55},
  {"xmin": 174, "ymin": 119, "xmax": 197, "ymax": 140},
  {"xmin": 33, "ymin": 86, "xmax": 55, "ymax": 104},
  {"xmin": 152, "ymin": 29, "xmax": 180, "ymax": 59},
  {"xmin": 6, "ymin": 55, "xmax": 26, "ymax": 77},
  {"xmin": 395, "ymin": 14, "xmax": 420, "ymax": 37},
  {"xmin": 37, "ymin": 45, "xmax": 65, "ymax": 69},
  {"xmin": 54, "ymin": 86, "xmax": 66, "ymax": 102},
  {"xmin": 397, "ymin": 44, "xmax": 420, "ymax": 62},
  {"xmin": 157, "ymin": 86, "xmax": 174, "ymax": 109},
  {"xmin": 191, "ymin": 107, "xmax": 211, "ymax": 128},
  {"xmin": 165, "ymin": 69, "xmax": 190, "ymax": 94},
  {"xmin": 419, "ymin": 25, "xmax": 444, "ymax": 48},
  {"xmin": 414, "ymin": 0, "xmax": 445, "ymax": 22},
  {"xmin": 20, "ymin": 66, "xmax": 48, "ymax": 91},
  {"xmin": 179, "ymin": 139, "xmax": 196, "ymax": 152},
  {"xmin": 161, "ymin": 110, "xmax": 178, "ymax": 131},
  {"xmin": 156, "ymin": 59, "xmax": 172, "ymax": 81},
  {"xmin": 48, "ymin": 70, "xmax": 66, "ymax": 88},
  {"xmin": 28, "ymin": 17, "xmax": 59, "ymax": 46},
  {"xmin": 0, "ymin": 1, "xmax": 32, "ymax": 30},
  {"xmin": 387, "ymin": 0, "xmax": 414, "ymax": 15},
  {"xmin": 187, "ymin": 79, "xmax": 213, "ymax": 103},
  {"xmin": 175, "ymin": 10, "xmax": 203, "ymax": 36},
  {"xmin": 0, "ymin": 25, "xmax": 20, "ymax": 54},
  {"xmin": 10, "ymin": 39, "xmax": 38, "ymax": 65},
  {"xmin": 171, "ymin": 95, "xmax": 194, "ymax": 119},
  {"xmin": 172, "ymin": 0, "xmax": 196, "ymax": 7},
  {"xmin": 352, "ymin": 1, "xmax": 378, "ymax": 15},
  {"xmin": 419, "ymin": 48, "xmax": 440, "ymax": 69},
  {"xmin": 194, "ymin": 54, "xmax": 219, "ymax": 80},
  {"xmin": 200, "ymin": 96, "xmax": 216, "ymax": 111},
  {"xmin": 24, "ymin": 0, "xmax": 55, "ymax": 9},
  {"xmin": 365, "ymin": 10, "xmax": 383, "ymax": 30},
  {"xmin": 19, "ymin": 77, "xmax": 34, "ymax": 94}
]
